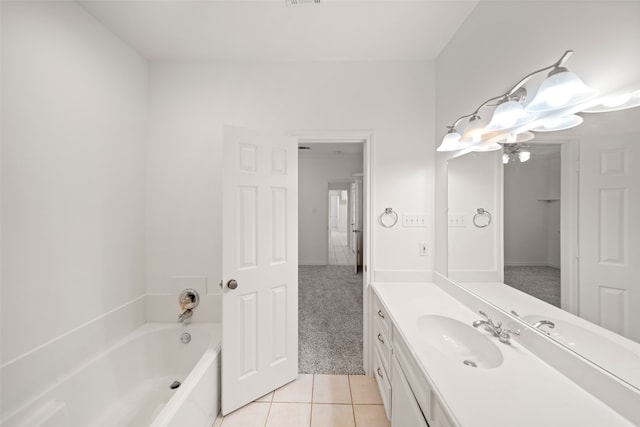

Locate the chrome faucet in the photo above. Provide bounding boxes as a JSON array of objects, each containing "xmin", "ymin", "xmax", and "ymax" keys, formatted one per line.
[
  {"xmin": 177, "ymin": 289, "xmax": 200, "ymax": 323},
  {"xmin": 473, "ymin": 310, "xmax": 520, "ymax": 345},
  {"xmin": 178, "ymin": 309, "xmax": 193, "ymax": 323},
  {"xmin": 532, "ymin": 319, "xmax": 555, "ymax": 334}
]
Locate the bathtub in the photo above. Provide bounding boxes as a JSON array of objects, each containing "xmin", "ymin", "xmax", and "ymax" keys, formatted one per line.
[{"xmin": 4, "ymin": 323, "xmax": 221, "ymax": 427}]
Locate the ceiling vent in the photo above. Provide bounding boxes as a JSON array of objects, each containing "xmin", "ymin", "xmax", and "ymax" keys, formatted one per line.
[{"xmin": 287, "ymin": 0, "xmax": 321, "ymax": 6}]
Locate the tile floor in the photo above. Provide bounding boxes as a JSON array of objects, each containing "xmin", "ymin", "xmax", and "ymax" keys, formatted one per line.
[
  {"xmin": 213, "ymin": 374, "xmax": 389, "ymax": 427},
  {"xmin": 328, "ymin": 230, "xmax": 354, "ymax": 266}
]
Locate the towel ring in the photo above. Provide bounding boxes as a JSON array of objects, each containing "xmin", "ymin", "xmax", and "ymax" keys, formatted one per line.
[
  {"xmin": 380, "ymin": 208, "xmax": 398, "ymax": 228},
  {"xmin": 473, "ymin": 208, "xmax": 492, "ymax": 228}
]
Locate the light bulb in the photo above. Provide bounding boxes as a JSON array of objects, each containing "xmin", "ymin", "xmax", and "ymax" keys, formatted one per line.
[
  {"xmin": 519, "ymin": 151, "xmax": 531, "ymax": 162},
  {"xmin": 503, "ymin": 154, "xmax": 510, "ymax": 164}
]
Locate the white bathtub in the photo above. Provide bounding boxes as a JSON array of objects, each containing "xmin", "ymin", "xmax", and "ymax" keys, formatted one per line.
[{"xmin": 4, "ymin": 323, "xmax": 221, "ymax": 427}]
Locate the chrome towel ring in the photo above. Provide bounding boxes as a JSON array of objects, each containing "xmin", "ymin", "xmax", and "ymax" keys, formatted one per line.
[
  {"xmin": 473, "ymin": 208, "xmax": 492, "ymax": 228},
  {"xmin": 380, "ymin": 208, "xmax": 398, "ymax": 228}
]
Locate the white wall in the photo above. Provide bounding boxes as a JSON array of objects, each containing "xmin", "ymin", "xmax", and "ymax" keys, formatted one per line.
[
  {"xmin": 300, "ymin": 157, "xmax": 361, "ymax": 265},
  {"xmin": 1, "ymin": 1, "xmax": 148, "ymax": 419},
  {"xmin": 447, "ymin": 151, "xmax": 501, "ymax": 279},
  {"xmin": 435, "ymin": 0, "xmax": 640, "ymax": 276},
  {"xmin": 504, "ymin": 154, "xmax": 561, "ymax": 267},
  {"xmin": 146, "ymin": 61, "xmax": 435, "ymax": 297}
]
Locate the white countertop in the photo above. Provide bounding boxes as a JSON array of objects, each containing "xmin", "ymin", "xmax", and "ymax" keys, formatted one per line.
[{"xmin": 372, "ymin": 282, "xmax": 635, "ymax": 427}]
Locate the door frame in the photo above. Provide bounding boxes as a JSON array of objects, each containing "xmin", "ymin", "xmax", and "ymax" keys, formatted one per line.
[
  {"xmin": 292, "ymin": 130, "xmax": 374, "ymax": 375},
  {"xmin": 560, "ymin": 141, "xmax": 579, "ymax": 315}
]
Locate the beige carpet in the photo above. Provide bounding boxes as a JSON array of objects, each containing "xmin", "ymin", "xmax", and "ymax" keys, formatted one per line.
[
  {"xmin": 504, "ymin": 265, "xmax": 561, "ymax": 307},
  {"xmin": 298, "ymin": 265, "xmax": 364, "ymax": 375}
]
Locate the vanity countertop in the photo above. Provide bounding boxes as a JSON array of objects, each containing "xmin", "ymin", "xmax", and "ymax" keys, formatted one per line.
[{"xmin": 372, "ymin": 281, "xmax": 635, "ymax": 427}]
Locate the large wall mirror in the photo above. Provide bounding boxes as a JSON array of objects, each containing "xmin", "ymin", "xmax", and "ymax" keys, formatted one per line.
[{"xmin": 446, "ymin": 107, "xmax": 640, "ymax": 390}]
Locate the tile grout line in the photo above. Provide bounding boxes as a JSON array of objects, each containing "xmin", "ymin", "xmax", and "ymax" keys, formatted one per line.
[
  {"xmin": 348, "ymin": 375, "xmax": 357, "ymax": 427},
  {"xmin": 263, "ymin": 397, "xmax": 272, "ymax": 427},
  {"xmin": 309, "ymin": 374, "xmax": 315, "ymax": 427}
]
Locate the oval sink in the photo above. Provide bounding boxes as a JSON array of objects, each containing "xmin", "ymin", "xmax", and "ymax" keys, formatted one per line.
[{"xmin": 416, "ymin": 315, "xmax": 504, "ymax": 369}]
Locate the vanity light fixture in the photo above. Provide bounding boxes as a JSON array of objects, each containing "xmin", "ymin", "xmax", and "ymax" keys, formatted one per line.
[
  {"xmin": 473, "ymin": 142, "xmax": 502, "ymax": 152},
  {"xmin": 582, "ymin": 89, "xmax": 640, "ymax": 113},
  {"xmin": 486, "ymin": 88, "xmax": 532, "ymax": 131},
  {"xmin": 436, "ymin": 127, "xmax": 469, "ymax": 152},
  {"xmin": 460, "ymin": 113, "xmax": 488, "ymax": 143},
  {"xmin": 500, "ymin": 131, "xmax": 535, "ymax": 144},
  {"xmin": 437, "ymin": 50, "xmax": 637, "ymax": 152},
  {"xmin": 532, "ymin": 114, "xmax": 583, "ymax": 132},
  {"xmin": 525, "ymin": 51, "xmax": 598, "ymax": 113}
]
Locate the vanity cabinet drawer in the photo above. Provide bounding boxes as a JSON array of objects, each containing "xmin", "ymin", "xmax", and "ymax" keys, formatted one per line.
[
  {"xmin": 372, "ymin": 293, "xmax": 392, "ymax": 339},
  {"xmin": 374, "ymin": 346, "xmax": 392, "ymax": 420},
  {"xmin": 373, "ymin": 318, "xmax": 392, "ymax": 375}
]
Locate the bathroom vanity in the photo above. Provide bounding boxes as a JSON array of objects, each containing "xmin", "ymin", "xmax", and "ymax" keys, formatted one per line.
[{"xmin": 370, "ymin": 281, "xmax": 638, "ymax": 427}]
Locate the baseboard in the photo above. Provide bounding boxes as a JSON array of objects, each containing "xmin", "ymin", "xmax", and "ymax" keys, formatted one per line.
[
  {"xmin": 298, "ymin": 261, "xmax": 326, "ymax": 266},
  {"xmin": 504, "ymin": 262, "xmax": 560, "ymax": 269},
  {"xmin": 373, "ymin": 269, "xmax": 433, "ymax": 283}
]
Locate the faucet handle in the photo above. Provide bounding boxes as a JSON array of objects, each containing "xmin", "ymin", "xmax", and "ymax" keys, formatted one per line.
[
  {"xmin": 498, "ymin": 328, "xmax": 521, "ymax": 345},
  {"xmin": 179, "ymin": 288, "xmax": 200, "ymax": 310},
  {"xmin": 478, "ymin": 310, "xmax": 490, "ymax": 321}
]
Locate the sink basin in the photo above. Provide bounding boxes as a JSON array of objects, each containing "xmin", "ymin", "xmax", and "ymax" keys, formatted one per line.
[{"xmin": 416, "ymin": 315, "xmax": 504, "ymax": 368}]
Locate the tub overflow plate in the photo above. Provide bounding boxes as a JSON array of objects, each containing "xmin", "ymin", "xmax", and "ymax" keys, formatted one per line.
[{"xmin": 181, "ymin": 332, "xmax": 191, "ymax": 344}]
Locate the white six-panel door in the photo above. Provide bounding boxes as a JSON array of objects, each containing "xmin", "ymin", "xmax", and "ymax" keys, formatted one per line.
[
  {"xmin": 579, "ymin": 132, "xmax": 640, "ymax": 342},
  {"xmin": 222, "ymin": 126, "xmax": 298, "ymax": 415}
]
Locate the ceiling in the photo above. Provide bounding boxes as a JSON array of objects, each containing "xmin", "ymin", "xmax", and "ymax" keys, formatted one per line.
[{"xmin": 79, "ymin": 0, "xmax": 478, "ymax": 62}]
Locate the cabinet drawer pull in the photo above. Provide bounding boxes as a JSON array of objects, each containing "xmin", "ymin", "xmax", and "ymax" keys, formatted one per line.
[
  {"xmin": 377, "ymin": 367, "xmax": 384, "ymax": 378},
  {"xmin": 377, "ymin": 333, "xmax": 384, "ymax": 344},
  {"xmin": 377, "ymin": 310, "xmax": 385, "ymax": 319}
]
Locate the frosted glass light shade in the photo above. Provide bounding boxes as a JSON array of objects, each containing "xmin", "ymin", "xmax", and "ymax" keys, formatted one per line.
[
  {"xmin": 582, "ymin": 89, "xmax": 640, "ymax": 113},
  {"xmin": 486, "ymin": 100, "xmax": 532, "ymax": 130},
  {"xmin": 460, "ymin": 115, "xmax": 487, "ymax": 144},
  {"xmin": 526, "ymin": 69, "xmax": 598, "ymax": 113},
  {"xmin": 500, "ymin": 131, "xmax": 535, "ymax": 144},
  {"xmin": 437, "ymin": 130, "xmax": 473, "ymax": 152},
  {"xmin": 473, "ymin": 142, "xmax": 502, "ymax": 152},
  {"xmin": 533, "ymin": 114, "xmax": 583, "ymax": 132}
]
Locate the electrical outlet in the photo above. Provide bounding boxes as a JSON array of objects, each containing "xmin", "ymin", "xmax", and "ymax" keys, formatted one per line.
[{"xmin": 419, "ymin": 242, "xmax": 428, "ymax": 256}]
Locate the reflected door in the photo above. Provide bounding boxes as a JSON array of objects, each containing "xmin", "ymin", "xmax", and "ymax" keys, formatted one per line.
[
  {"xmin": 579, "ymin": 132, "xmax": 640, "ymax": 342},
  {"xmin": 222, "ymin": 126, "xmax": 298, "ymax": 414},
  {"xmin": 350, "ymin": 181, "xmax": 360, "ymax": 272}
]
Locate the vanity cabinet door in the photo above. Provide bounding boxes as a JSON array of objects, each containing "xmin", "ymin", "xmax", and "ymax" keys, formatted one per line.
[{"xmin": 391, "ymin": 354, "xmax": 429, "ymax": 427}]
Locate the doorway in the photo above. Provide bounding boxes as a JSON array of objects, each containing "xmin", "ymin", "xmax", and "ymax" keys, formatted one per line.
[
  {"xmin": 503, "ymin": 144, "xmax": 562, "ymax": 307},
  {"xmin": 297, "ymin": 139, "xmax": 367, "ymax": 374}
]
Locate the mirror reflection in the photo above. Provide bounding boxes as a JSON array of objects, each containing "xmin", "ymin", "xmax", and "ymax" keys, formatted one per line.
[
  {"xmin": 446, "ymin": 108, "xmax": 640, "ymax": 390},
  {"xmin": 504, "ymin": 144, "xmax": 561, "ymax": 308}
]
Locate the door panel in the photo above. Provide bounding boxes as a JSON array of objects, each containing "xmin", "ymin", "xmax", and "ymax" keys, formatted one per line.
[
  {"xmin": 579, "ymin": 133, "xmax": 639, "ymax": 341},
  {"xmin": 222, "ymin": 126, "xmax": 298, "ymax": 414}
]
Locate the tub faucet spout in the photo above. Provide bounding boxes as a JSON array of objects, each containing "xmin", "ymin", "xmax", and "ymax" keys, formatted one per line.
[{"xmin": 178, "ymin": 309, "xmax": 193, "ymax": 323}]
